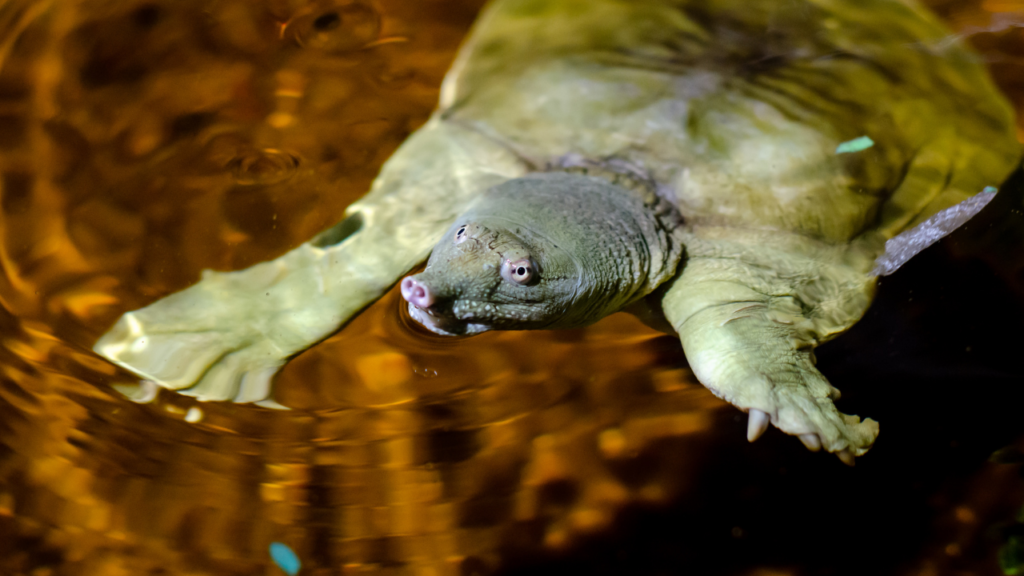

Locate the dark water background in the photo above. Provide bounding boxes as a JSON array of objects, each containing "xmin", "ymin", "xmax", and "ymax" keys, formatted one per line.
[{"xmin": 0, "ymin": 0, "xmax": 1023, "ymax": 575}]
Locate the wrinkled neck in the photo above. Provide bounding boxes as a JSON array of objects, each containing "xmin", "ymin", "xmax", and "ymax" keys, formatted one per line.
[
  {"xmin": 464, "ymin": 172, "xmax": 683, "ymax": 329},
  {"xmin": 554, "ymin": 215, "xmax": 653, "ymax": 329}
]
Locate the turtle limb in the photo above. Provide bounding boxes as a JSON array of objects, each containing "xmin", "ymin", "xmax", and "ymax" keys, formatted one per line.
[
  {"xmin": 661, "ymin": 227, "xmax": 880, "ymax": 462},
  {"xmin": 94, "ymin": 119, "xmax": 525, "ymax": 402}
]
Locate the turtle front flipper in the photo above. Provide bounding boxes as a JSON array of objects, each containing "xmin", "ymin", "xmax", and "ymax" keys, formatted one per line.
[
  {"xmin": 661, "ymin": 226, "xmax": 882, "ymax": 463},
  {"xmin": 93, "ymin": 119, "xmax": 525, "ymax": 403}
]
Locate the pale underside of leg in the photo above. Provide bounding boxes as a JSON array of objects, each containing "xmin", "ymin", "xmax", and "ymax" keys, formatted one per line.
[
  {"xmin": 93, "ymin": 119, "xmax": 526, "ymax": 403},
  {"xmin": 661, "ymin": 227, "xmax": 880, "ymax": 461}
]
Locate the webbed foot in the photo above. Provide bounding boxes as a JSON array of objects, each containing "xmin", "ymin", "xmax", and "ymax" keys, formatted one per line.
[
  {"xmin": 94, "ymin": 245, "xmax": 344, "ymax": 402},
  {"xmin": 661, "ymin": 229, "xmax": 880, "ymax": 463},
  {"xmin": 676, "ymin": 297, "xmax": 878, "ymax": 462}
]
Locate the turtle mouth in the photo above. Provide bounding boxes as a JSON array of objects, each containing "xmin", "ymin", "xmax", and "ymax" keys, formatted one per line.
[{"xmin": 406, "ymin": 302, "xmax": 490, "ymax": 336}]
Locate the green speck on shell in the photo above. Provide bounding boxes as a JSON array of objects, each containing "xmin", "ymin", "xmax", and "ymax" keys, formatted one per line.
[
  {"xmin": 983, "ymin": 185, "xmax": 999, "ymax": 194},
  {"xmin": 835, "ymin": 135, "xmax": 875, "ymax": 154}
]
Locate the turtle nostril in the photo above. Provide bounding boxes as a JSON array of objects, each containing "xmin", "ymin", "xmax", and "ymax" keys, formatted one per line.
[{"xmin": 400, "ymin": 276, "xmax": 435, "ymax": 308}]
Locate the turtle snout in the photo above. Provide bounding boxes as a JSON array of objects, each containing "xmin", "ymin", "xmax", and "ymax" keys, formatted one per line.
[{"xmin": 400, "ymin": 276, "xmax": 435, "ymax": 309}]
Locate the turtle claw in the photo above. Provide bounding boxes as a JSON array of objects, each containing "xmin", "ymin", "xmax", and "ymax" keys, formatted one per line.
[
  {"xmin": 799, "ymin": 433, "xmax": 822, "ymax": 452},
  {"xmin": 837, "ymin": 449, "xmax": 856, "ymax": 467},
  {"xmin": 747, "ymin": 409, "xmax": 770, "ymax": 442}
]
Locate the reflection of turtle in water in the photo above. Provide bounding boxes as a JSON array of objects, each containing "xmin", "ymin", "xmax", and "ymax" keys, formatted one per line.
[{"xmin": 95, "ymin": 0, "xmax": 1021, "ymax": 463}]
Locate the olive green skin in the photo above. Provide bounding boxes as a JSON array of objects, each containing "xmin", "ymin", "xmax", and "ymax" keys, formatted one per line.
[
  {"xmin": 406, "ymin": 172, "xmax": 683, "ymax": 335},
  {"xmin": 95, "ymin": 0, "xmax": 1021, "ymax": 458}
]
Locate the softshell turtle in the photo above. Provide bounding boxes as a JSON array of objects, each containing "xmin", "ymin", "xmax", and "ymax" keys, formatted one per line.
[{"xmin": 94, "ymin": 0, "xmax": 1022, "ymax": 462}]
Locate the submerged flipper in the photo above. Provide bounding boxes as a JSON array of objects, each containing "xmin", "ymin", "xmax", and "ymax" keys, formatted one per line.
[
  {"xmin": 661, "ymin": 226, "xmax": 881, "ymax": 463},
  {"xmin": 871, "ymin": 186, "xmax": 998, "ymax": 276},
  {"xmin": 94, "ymin": 119, "xmax": 525, "ymax": 402}
]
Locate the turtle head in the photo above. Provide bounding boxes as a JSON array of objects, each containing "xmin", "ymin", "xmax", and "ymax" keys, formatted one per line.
[
  {"xmin": 400, "ymin": 217, "xmax": 582, "ymax": 335},
  {"xmin": 400, "ymin": 171, "xmax": 685, "ymax": 336}
]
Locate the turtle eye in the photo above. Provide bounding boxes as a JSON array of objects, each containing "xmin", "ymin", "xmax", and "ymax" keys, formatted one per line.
[{"xmin": 502, "ymin": 259, "xmax": 534, "ymax": 285}]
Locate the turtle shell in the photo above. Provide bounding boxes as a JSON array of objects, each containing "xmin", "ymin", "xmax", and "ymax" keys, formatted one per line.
[{"xmin": 438, "ymin": 0, "xmax": 1022, "ymax": 245}]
